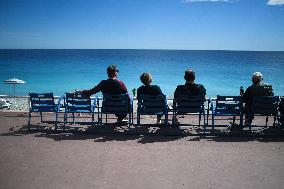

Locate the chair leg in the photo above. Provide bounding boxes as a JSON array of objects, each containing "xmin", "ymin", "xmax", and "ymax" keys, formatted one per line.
[
  {"xmin": 40, "ymin": 112, "xmax": 43, "ymax": 123},
  {"xmin": 165, "ymin": 113, "xmax": 168, "ymax": 127},
  {"xmin": 72, "ymin": 113, "xmax": 75, "ymax": 124},
  {"xmin": 203, "ymin": 111, "xmax": 206, "ymax": 134},
  {"xmin": 240, "ymin": 114, "xmax": 243, "ymax": 127},
  {"xmin": 100, "ymin": 112, "xmax": 103, "ymax": 126},
  {"xmin": 92, "ymin": 112, "xmax": 94, "ymax": 126},
  {"xmin": 198, "ymin": 113, "xmax": 201, "ymax": 127},
  {"xmin": 273, "ymin": 115, "xmax": 277, "ymax": 127},
  {"xmin": 128, "ymin": 113, "xmax": 131, "ymax": 126},
  {"xmin": 63, "ymin": 112, "xmax": 67, "ymax": 131},
  {"xmin": 137, "ymin": 114, "xmax": 140, "ymax": 125},
  {"xmin": 172, "ymin": 112, "xmax": 176, "ymax": 126},
  {"xmin": 55, "ymin": 112, "xmax": 58, "ymax": 131},
  {"xmin": 265, "ymin": 116, "xmax": 268, "ymax": 127},
  {"xmin": 28, "ymin": 112, "xmax": 31, "ymax": 131},
  {"xmin": 212, "ymin": 114, "xmax": 215, "ymax": 133},
  {"xmin": 233, "ymin": 116, "xmax": 236, "ymax": 124}
]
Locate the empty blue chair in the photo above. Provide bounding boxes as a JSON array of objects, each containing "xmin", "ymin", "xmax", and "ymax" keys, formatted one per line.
[
  {"xmin": 172, "ymin": 95, "xmax": 206, "ymax": 129},
  {"xmin": 28, "ymin": 92, "xmax": 62, "ymax": 131},
  {"xmin": 63, "ymin": 92, "xmax": 97, "ymax": 129},
  {"xmin": 137, "ymin": 95, "xmax": 168, "ymax": 126},
  {"xmin": 248, "ymin": 96, "xmax": 279, "ymax": 131},
  {"xmin": 211, "ymin": 96, "xmax": 243, "ymax": 132},
  {"xmin": 99, "ymin": 94, "xmax": 133, "ymax": 126}
]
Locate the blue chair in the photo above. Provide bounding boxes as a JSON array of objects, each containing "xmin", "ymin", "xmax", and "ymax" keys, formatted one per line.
[
  {"xmin": 63, "ymin": 92, "xmax": 97, "ymax": 129},
  {"xmin": 172, "ymin": 95, "xmax": 206, "ymax": 129},
  {"xmin": 99, "ymin": 94, "xmax": 133, "ymax": 126},
  {"xmin": 211, "ymin": 95, "xmax": 243, "ymax": 133},
  {"xmin": 137, "ymin": 95, "xmax": 168, "ymax": 126},
  {"xmin": 248, "ymin": 96, "xmax": 279, "ymax": 131},
  {"xmin": 28, "ymin": 92, "xmax": 62, "ymax": 131}
]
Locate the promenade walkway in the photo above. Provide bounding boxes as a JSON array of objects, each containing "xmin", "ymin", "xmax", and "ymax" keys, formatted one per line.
[{"xmin": 0, "ymin": 112, "xmax": 284, "ymax": 189}]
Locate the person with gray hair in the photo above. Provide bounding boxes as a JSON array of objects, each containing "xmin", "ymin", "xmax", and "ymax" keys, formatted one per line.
[{"xmin": 243, "ymin": 72, "xmax": 274, "ymax": 125}]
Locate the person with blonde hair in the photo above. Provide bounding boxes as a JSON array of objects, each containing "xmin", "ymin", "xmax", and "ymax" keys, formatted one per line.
[{"xmin": 137, "ymin": 72, "xmax": 165, "ymax": 124}]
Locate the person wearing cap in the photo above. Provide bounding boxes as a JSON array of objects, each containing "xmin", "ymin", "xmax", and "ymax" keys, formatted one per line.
[
  {"xmin": 82, "ymin": 65, "xmax": 129, "ymax": 122},
  {"xmin": 242, "ymin": 72, "xmax": 274, "ymax": 125},
  {"xmin": 137, "ymin": 72, "xmax": 165, "ymax": 124},
  {"xmin": 173, "ymin": 69, "xmax": 206, "ymax": 123}
]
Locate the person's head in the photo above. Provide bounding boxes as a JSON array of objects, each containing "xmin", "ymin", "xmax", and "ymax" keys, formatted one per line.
[
  {"xmin": 107, "ymin": 65, "xmax": 119, "ymax": 78},
  {"xmin": 184, "ymin": 69, "xmax": 195, "ymax": 83},
  {"xmin": 252, "ymin": 72, "xmax": 263, "ymax": 84},
  {"xmin": 140, "ymin": 72, "xmax": 153, "ymax": 86}
]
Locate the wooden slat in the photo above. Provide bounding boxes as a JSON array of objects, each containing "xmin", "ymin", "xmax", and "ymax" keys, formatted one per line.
[
  {"xmin": 176, "ymin": 107, "xmax": 201, "ymax": 114},
  {"xmin": 31, "ymin": 99, "xmax": 54, "ymax": 106},
  {"xmin": 102, "ymin": 106, "xmax": 129, "ymax": 113},
  {"xmin": 30, "ymin": 93, "xmax": 54, "ymax": 98},
  {"xmin": 67, "ymin": 106, "xmax": 92, "ymax": 112},
  {"xmin": 66, "ymin": 99, "xmax": 91, "ymax": 106},
  {"xmin": 177, "ymin": 102, "xmax": 203, "ymax": 107},
  {"xmin": 216, "ymin": 95, "xmax": 241, "ymax": 101}
]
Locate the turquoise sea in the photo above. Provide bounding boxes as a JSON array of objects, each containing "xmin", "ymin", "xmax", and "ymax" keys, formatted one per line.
[{"xmin": 0, "ymin": 49, "xmax": 284, "ymax": 98}]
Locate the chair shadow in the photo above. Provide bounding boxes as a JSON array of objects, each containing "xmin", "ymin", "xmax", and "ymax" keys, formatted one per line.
[{"xmin": 1, "ymin": 122, "xmax": 283, "ymax": 143}]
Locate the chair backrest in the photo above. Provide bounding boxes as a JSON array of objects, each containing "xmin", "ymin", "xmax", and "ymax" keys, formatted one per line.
[
  {"xmin": 215, "ymin": 95, "xmax": 242, "ymax": 115},
  {"xmin": 65, "ymin": 92, "xmax": 92, "ymax": 113},
  {"xmin": 138, "ymin": 95, "xmax": 167, "ymax": 114},
  {"xmin": 101, "ymin": 94, "xmax": 130, "ymax": 114},
  {"xmin": 29, "ymin": 92, "xmax": 56, "ymax": 112},
  {"xmin": 251, "ymin": 96, "xmax": 279, "ymax": 115},
  {"xmin": 174, "ymin": 95, "xmax": 204, "ymax": 114}
]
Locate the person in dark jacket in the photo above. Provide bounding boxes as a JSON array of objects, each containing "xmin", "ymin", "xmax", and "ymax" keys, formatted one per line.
[
  {"xmin": 137, "ymin": 73, "xmax": 165, "ymax": 124},
  {"xmin": 174, "ymin": 69, "xmax": 206, "ymax": 99},
  {"xmin": 173, "ymin": 69, "xmax": 206, "ymax": 123},
  {"xmin": 243, "ymin": 72, "xmax": 274, "ymax": 125},
  {"xmin": 82, "ymin": 65, "xmax": 129, "ymax": 122}
]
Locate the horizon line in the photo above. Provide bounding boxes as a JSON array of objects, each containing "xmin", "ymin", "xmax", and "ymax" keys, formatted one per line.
[{"xmin": 0, "ymin": 48, "xmax": 284, "ymax": 52}]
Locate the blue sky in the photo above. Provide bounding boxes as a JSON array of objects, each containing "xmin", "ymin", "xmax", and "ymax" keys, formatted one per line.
[{"xmin": 0, "ymin": 0, "xmax": 284, "ymax": 50}]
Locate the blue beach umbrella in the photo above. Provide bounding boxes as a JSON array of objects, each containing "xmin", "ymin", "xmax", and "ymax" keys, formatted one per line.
[{"xmin": 3, "ymin": 78, "xmax": 26, "ymax": 96}]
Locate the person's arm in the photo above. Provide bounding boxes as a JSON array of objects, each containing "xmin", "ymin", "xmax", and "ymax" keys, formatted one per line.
[
  {"xmin": 174, "ymin": 86, "xmax": 180, "ymax": 99},
  {"xmin": 82, "ymin": 81, "xmax": 103, "ymax": 96}
]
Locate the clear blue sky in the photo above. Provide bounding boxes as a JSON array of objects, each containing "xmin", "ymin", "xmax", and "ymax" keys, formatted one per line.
[{"xmin": 0, "ymin": 0, "xmax": 284, "ymax": 50}]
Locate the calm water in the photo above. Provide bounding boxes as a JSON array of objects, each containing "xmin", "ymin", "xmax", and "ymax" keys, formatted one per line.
[{"xmin": 0, "ymin": 49, "xmax": 284, "ymax": 98}]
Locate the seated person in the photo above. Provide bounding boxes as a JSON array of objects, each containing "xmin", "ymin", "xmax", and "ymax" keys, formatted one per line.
[
  {"xmin": 81, "ymin": 65, "xmax": 129, "ymax": 123},
  {"xmin": 137, "ymin": 73, "xmax": 165, "ymax": 124},
  {"xmin": 174, "ymin": 69, "xmax": 206, "ymax": 99},
  {"xmin": 174, "ymin": 69, "xmax": 206, "ymax": 123},
  {"xmin": 242, "ymin": 72, "xmax": 274, "ymax": 124}
]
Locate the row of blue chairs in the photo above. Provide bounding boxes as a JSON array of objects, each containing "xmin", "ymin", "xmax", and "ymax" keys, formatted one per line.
[{"xmin": 28, "ymin": 92, "xmax": 283, "ymax": 132}]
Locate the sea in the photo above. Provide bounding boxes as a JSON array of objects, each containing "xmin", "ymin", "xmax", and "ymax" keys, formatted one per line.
[{"xmin": 0, "ymin": 49, "xmax": 284, "ymax": 98}]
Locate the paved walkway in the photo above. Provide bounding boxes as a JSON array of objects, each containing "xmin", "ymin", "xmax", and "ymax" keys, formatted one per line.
[{"xmin": 0, "ymin": 112, "xmax": 284, "ymax": 189}]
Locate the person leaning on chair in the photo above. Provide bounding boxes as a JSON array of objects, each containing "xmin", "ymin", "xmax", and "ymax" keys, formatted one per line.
[
  {"xmin": 137, "ymin": 72, "xmax": 165, "ymax": 124},
  {"xmin": 81, "ymin": 65, "xmax": 129, "ymax": 123},
  {"xmin": 242, "ymin": 72, "xmax": 274, "ymax": 125},
  {"xmin": 173, "ymin": 69, "xmax": 206, "ymax": 122}
]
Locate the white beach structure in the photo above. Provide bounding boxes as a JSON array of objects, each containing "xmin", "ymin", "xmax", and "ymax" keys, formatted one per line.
[{"xmin": 3, "ymin": 78, "xmax": 26, "ymax": 96}]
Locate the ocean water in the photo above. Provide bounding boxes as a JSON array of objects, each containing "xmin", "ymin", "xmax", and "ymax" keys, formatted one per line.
[{"xmin": 0, "ymin": 49, "xmax": 284, "ymax": 98}]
